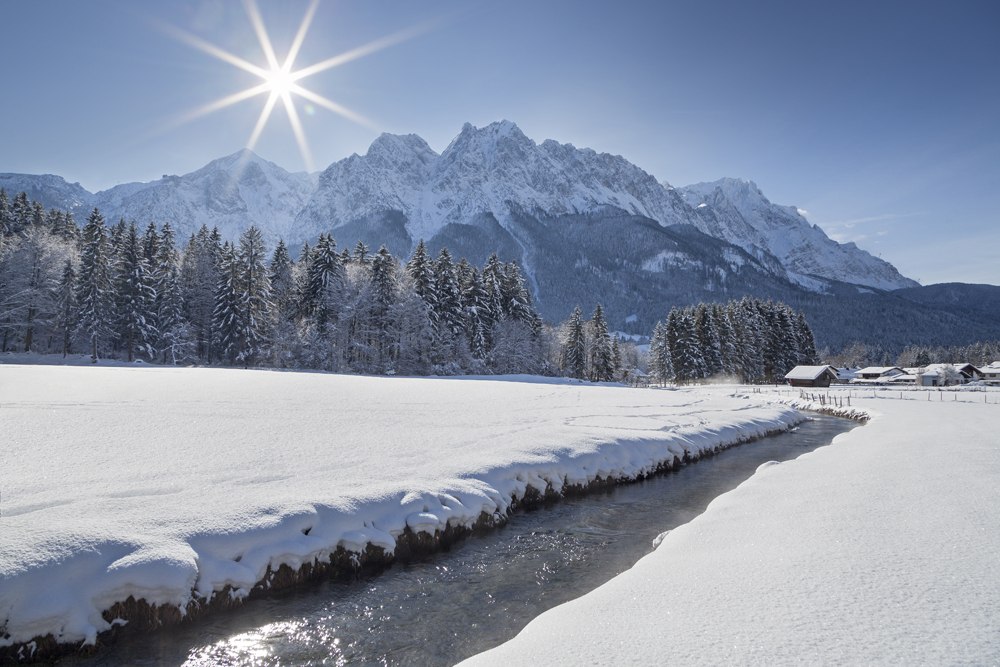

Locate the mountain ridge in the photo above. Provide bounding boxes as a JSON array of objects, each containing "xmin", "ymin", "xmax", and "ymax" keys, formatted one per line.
[{"xmin": 0, "ymin": 121, "xmax": 918, "ymax": 304}]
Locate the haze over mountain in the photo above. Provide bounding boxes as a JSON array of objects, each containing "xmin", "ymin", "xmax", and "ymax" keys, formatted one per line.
[{"xmin": 7, "ymin": 120, "xmax": 996, "ymax": 352}]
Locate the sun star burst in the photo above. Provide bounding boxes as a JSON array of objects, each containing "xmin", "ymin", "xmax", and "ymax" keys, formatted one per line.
[{"xmin": 163, "ymin": 0, "xmax": 425, "ymax": 172}]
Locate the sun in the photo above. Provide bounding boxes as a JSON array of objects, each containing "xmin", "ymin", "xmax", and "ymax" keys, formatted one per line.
[
  {"xmin": 264, "ymin": 67, "xmax": 295, "ymax": 98},
  {"xmin": 161, "ymin": 0, "xmax": 431, "ymax": 171}
]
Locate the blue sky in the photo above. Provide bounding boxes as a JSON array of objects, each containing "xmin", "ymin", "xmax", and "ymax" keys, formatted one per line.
[{"xmin": 2, "ymin": 0, "xmax": 997, "ymax": 285}]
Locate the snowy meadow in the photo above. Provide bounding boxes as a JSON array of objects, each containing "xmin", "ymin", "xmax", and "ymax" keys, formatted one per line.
[
  {"xmin": 1, "ymin": 365, "xmax": 802, "ymax": 659},
  {"xmin": 464, "ymin": 386, "xmax": 1000, "ymax": 665}
]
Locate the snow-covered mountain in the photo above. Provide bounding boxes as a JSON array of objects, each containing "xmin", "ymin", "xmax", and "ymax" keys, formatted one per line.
[
  {"xmin": 1, "ymin": 121, "xmax": 916, "ymax": 295},
  {"xmin": 296, "ymin": 120, "xmax": 694, "ymax": 247},
  {"xmin": 91, "ymin": 150, "xmax": 316, "ymax": 243},
  {"xmin": 0, "ymin": 173, "xmax": 94, "ymax": 215},
  {"xmin": 678, "ymin": 178, "xmax": 916, "ymax": 291},
  {"xmin": 296, "ymin": 121, "xmax": 915, "ymax": 291}
]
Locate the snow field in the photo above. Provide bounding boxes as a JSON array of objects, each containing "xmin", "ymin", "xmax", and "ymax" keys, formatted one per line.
[
  {"xmin": 0, "ymin": 366, "xmax": 803, "ymax": 650},
  {"xmin": 461, "ymin": 388, "xmax": 1000, "ymax": 665}
]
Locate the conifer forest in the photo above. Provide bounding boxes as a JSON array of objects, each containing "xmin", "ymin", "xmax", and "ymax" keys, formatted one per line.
[{"xmin": 1, "ymin": 190, "xmax": 830, "ymax": 382}]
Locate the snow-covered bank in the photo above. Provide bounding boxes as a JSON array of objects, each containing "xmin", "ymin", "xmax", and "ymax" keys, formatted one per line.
[
  {"xmin": 461, "ymin": 388, "xmax": 1000, "ymax": 665},
  {"xmin": 0, "ymin": 367, "xmax": 803, "ymax": 658}
]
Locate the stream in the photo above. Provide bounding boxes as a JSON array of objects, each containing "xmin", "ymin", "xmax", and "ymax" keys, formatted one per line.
[{"xmin": 62, "ymin": 414, "xmax": 857, "ymax": 666}]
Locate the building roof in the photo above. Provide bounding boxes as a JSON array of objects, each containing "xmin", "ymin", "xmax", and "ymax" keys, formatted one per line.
[
  {"xmin": 785, "ymin": 365, "xmax": 837, "ymax": 381},
  {"xmin": 857, "ymin": 367, "xmax": 904, "ymax": 376}
]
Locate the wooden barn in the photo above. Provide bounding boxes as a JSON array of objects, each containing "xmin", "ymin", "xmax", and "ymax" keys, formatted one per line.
[{"xmin": 785, "ymin": 365, "xmax": 839, "ymax": 388}]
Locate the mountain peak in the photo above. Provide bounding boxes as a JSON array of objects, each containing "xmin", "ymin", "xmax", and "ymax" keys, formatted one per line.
[
  {"xmin": 448, "ymin": 120, "xmax": 532, "ymax": 151},
  {"xmin": 203, "ymin": 148, "xmax": 271, "ymax": 172},
  {"xmin": 366, "ymin": 133, "xmax": 437, "ymax": 163}
]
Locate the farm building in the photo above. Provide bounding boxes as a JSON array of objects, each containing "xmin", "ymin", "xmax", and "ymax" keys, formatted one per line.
[
  {"xmin": 785, "ymin": 365, "xmax": 839, "ymax": 388},
  {"xmin": 833, "ymin": 367, "xmax": 859, "ymax": 383},
  {"xmin": 981, "ymin": 363, "xmax": 1000, "ymax": 386},
  {"xmin": 853, "ymin": 367, "xmax": 906, "ymax": 383},
  {"xmin": 918, "ymin": 363, "xmax": 971, "ymax": 387}
]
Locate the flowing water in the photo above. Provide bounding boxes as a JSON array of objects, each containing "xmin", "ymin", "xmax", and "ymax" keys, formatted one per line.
[{"xmin": 63, "ymin": 415, "xmax": 856, "ymax": 667}]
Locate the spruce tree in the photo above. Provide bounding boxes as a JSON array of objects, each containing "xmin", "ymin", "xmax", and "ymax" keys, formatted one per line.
[
  {"xmin": 268, "ymin": 239, "xmax": 295, "ymax": 320},
  {"xmin": 588, "ymin": 303, "xmax": 614, "ymax": 382},
  {"xmin": 233, "ymin": 226, "xmax": 273, "ymax": 367},
  {"xmin": 649, "ymin": 320, "xmax": 674, "ymax": 385},
  {"xmin": 460, "ymin": 264, "xmax": 489, "ymax": 360},
  {"xmin": 304, "ymin": 234, "xmax": 345, "ymax": 334},
  {"xmin": 55, "ymin": 259, "xmax": 77, "ymax": 357},
  {"xmin": 0, "ymin": 189, "xmax": 11, "ymax": 235},
  {"xmin": 114, "ymin": 223, "xmax": 156, "ymax": 362},
  {"xmin": 11, "ymin": 192, "xmax": 31, "ymax": 235},
  {"xmin": 180, "ymin": 226, "xmax": 220, "ymax": 362},
  {"xmin": 434, "ymin": 248, "xmax": 464, "ymax": 341},
  {"xmin": 153, "ymin": 223, "xmax": 188, "ymax": 364},
  {"xmin": 368, "ymin": 245, "xmax": 397, "ymax": 369},
  {"xmin": 213, "ymin": 242, "xmax": 240, "ymax": 364},
  {"xmin": 353, "ymin": 240, "xmax": 371, "ymax": 265},
  {"xmin": 405, "ymin": 239, "xmax": 437, "ymax": 314},
  {"xmin": 75, "ymin": 209, "xmax": 113, "ymax": 362},
  {"xmin": 561, "ymin": 306, "xmax": 586, "ymax": 379}
]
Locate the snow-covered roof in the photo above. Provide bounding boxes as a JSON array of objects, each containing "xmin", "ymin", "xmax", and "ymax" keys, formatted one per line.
[
  {"xmin": 834, "ymin": 367, "xmax": 859, "ymax": 380},
  {"xmin": 784, "ymin": 365, "xmax": 836, "ymax": 381},
  {"xmin": 857, "ymin": 367, "xmax": 904, "ymax": 376}
]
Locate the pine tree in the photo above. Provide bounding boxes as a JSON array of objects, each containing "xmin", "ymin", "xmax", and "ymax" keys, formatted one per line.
[
  {"xmin": 55, "ymin": 259, "xmax": 77, "ymax": 357},
  {"xmin": 153, "ymin": 223, "xmax": 189, "ymax": 364},
  {"xmin": 303, "ymin": 234, "xmax": 345, "ymax": 334},
  {"xmin": 267, "ymin": 239, "xmax": 296, "ymax": 367},
  {"xmin": 794, "ymin": 311, "xmax": 819, "ymax": 365},
  {"xmin": 114, "ymin": 223, "xmax": 156, "ymax": 362},
  {"xmin": 588, "ymin": 303, "xmax": 615, "ymax": 382},
  {"xmin": 481, "ymin": 253, "xmax": 505, "ymax": 330},
  {"xmin": 142, "ymin": 222, "xmax": 160, "ymax": 264},
  {"xmin": 668, "ymin": 308, "xmax": 705, "ymax": 384},
  {"xmin": 353, "ymin": 240, "xmax": 371, "ymax": 265},
  {"xmin": 213, "ymin": 242, "xmax": 240, "ymax": 364},
  {"xmin": 180, "ymin": 226, "xmax": 221, "ymax": 362},
  {"xmin": 370, "ymin": 246, "xmax": 397, "ymax": 368},
  {"xmin": 233, "ymin": 226, "xmax": 273, "ymax": 367},
  {"xmin": 75, "ymin": 209, "xmax": 113, "ymax": 362},
  {"xmin": 0, "ymin": 189, "xmax": 11, "ymax": 235},
  {"xmin": 460, "ymin": 264, "xmax": 489, "ymax": 360},
  {"xmin": 694, "ymin": 304, "xmax": 722, "ymax": 378},
  {"xmin": 9, "ymin": 192, "xmax": 31, "ymax": 236},
  {"xmin": 30, "ymin": 202, "xmax": 44, "ymax": 229},
  {"xmin": 268, "ymin": 240, "xmax": 295, "ymax": 319},
  {"xmin": 649, "ymin": 320, "xmax": 674, "ymax": 385},
  {"xmin": 561, "ymin": 306, "xmax": 586, "ymax": 379},
  {"xmin": 434, "ymin": 248, "xmax": 464, "ymax": 341},
  {"xmin": 405, "ymin": 239, "xmax": 437, "ymax": 313}
]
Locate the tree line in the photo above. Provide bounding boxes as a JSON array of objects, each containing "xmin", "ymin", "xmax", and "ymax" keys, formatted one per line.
[
  {"xmin": 0, "ymin": 191, "xmax": 552, "ymax": 375},
  {"xmin": 2, "ymin": 189, "xmax": 826, "ymax": 384},
  {"xmin": 646, "ymin": 298, "xmax": 819, "ymax": 384}
]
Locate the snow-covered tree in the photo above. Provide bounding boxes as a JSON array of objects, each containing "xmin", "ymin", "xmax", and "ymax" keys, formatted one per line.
[
  {"xmin": 406, "ymin": 239, "xmax": 437, "ymax": 314},
  {"xmin": 75, "ymin": 209, "xmax": 114, "ymax": 361},
  {"xmin": 114, "ymin": 223, "xmax": 157, "ymax": 361},
  {"xmin": 560, "ymin": 306, "xmax": 587, "ymax": 379},
  {"xmin": 588, "ymin": 303, "xmax": 615, "ymax": 382},
  {"xmin": 649, "ymin": 320, "xmax": 673, "ymax": 385},
  {"xmin": 153, "ymin": 223, "xmax": 190, "ymax": 364},
  {"xmin": 233, "ymin": 226, "xmax": 273, "ymax": 367}
]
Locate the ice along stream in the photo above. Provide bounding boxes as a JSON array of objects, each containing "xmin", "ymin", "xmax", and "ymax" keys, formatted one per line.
[{"xmin": 62, "ymin": 414, "xmax": 856, "ymax": 667}]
